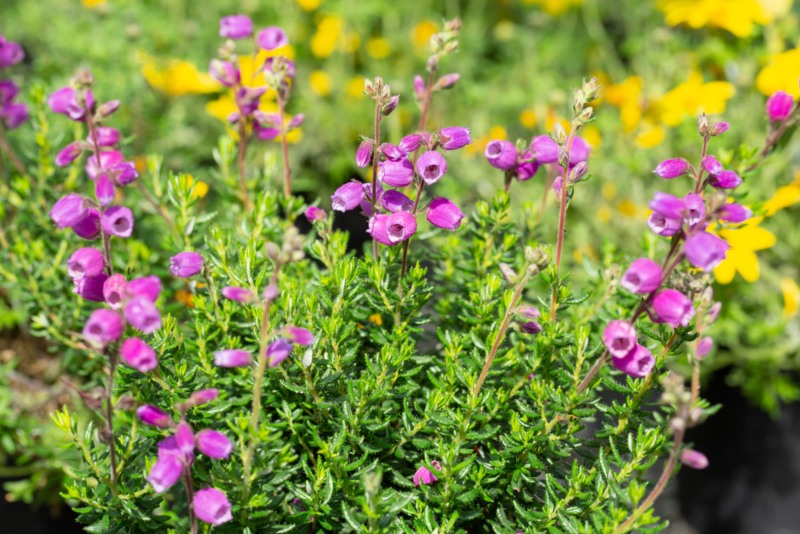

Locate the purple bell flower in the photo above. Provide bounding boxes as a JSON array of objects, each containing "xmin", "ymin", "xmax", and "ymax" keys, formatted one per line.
[
  {"xmin": 701, "ymin": 155, "xmax": 722, "ymax": 176},
  {"xmin": 55, "ymin": 143, "xmax": 83, "ymax": 167},
  {"xmin": 355, "ymin": 140, "xmax": 373, "ymax": 168},
  {"xmin": 147, "ymin": 438, "xmax": 184, "ymax": 493},
  {"xmin": 612, "ymin": 344, "xmax": 655, "ymax": 378},
  {"xmin": 399, "ymin": 134, "xmax": 423, "ymax": 153},
  {"xmin": 766, "ymin": 91, "xmax": 794, "ymax": 122},
  {"xmin": 103, "ymin": 274, "xmax": 128, "ymax": 309},
  {"xmin": 413, "ymin": 460, "xmax": 442, "ymax": 486},
  {"xmin": 378, "ymin": 159, "xmax": 415, "ymax": 187},
  {"xmin": 209, "ymin": 60, "xmax": 240, "ymax": 87},
  {"xmin": 285, "ymin": 326, "xmax": 314, "ymax": 346},
  {"xmin": 368, "ymin": 211, "xmax": 417, "ymax": 246},
  {"xmin": 95, "ymin": 174, "xmax": 116, "ymax": 207},
  {"xmin": 83, "ymin": 309, "xmax": 123, "ymax": 348},
  {"xmin": 649, "ymin": 192, "xmax": 685, "ymax": 220},
  {"xmin": 416, "ymin": 151, "xmax": 448, "ymax": 185},
  {"xmin": 121, "ymin": 337, "xmax": 158, "ymax": 373},
  {"xmin": 50, "ymin": 194, "xmax": 88, "ymax": 229},
  {"xmin": 305, "ymin": 206, "xmax": 327, "ymax": 222},
  {"xmin": 709, "ymin": 170, "xmax": 742, "ymax": 190},
  {"xmin": 718, "ymin": 202, "xmax": 751, "ymax": 223},
  {"xmin": 602, "ymin": 320, "xmax": 638, "ymax": 359},
  {"xmin": 647, "ymin": 212, "xmax": 681, "ymax": 237},
  {"xmin": 127, "ymin": 275, "xmax": 161, "ymax": 302},
  {"xmin": 101, "ymin": 206, "xmax": 134, "ymax": 238},
  {"xmin": 653, "ymin": 158, "xmax": 690, "ymax": 179},
  {"xmin": 258, "ymin": 26, "xmax": 289, "ymax": 50},
  {"xmin": 0, "ymin": 39, "xmax": 24, "ymax": 68},
  {"xmin": 684, "ymin": 231, "xmax": 728, "ymax": 271},
  {"xmin": 1, "ymin": 101, "xmax": 28, "ymax": 129},
  {"xmin": 193, "ymin": 487, "xmax": 233, "ymax": 526},
  {"xmin": 136, "ymin": 405, "xmax": 172, "ymax": 428},
  {"xmin": 438, "ymin": 126, "xmax": 471, "ymax": 150},
  {"xmin": 485, "ymin": 140, "xmax": 518, "ymax": 170},
  {"xmin": 72, "ymin": 208, "xmax": 101, "ymax": 240},
  {"xmin": 170, "ymin": 251, "xmax": 204, "ymax": 278},
  {"xmin": 331, "ymin": 181, "xmax": 365, "ymax": 212},
  {"xmin": 427, "ymin": 197, "xmax": 464, "ymax": 230},
  {"xmin": 682, "ymin": 193, "xmax": 706, "ymax": 228},
  {"xmin": 531, "ymin": 135, "xmax": 558, "ymax": 164},
  {"xmin": 196, "ymin": 430, "xmax": 233, "ymax": 459},
  {"xmin": 67, "ymin": 247, "xmax": 105, "ymax": 280},
  {"xmin": 650, "ymin": 289, "xmax": 694, "ymax": 328},
  {"xmin": 680, "ymin": 449, "xmax": 709, "ymax": 470},
  {"xmin": 214, "ymin": 349, "xmax": 252, "ymax": 368},
  {"xmin": 381, "ymin": 190, "xmax": 414, "ymax": 213},
  {"xmin": 189, "ymin": 389, "xmax": 218, "ymax": 406},
  {"xmin": 124, "ymin": 296, "xmax": 162, "ymax": 334},
  {"xmin": 621, "ymin": 258, "xmax": 663, "ymax": 294},
  {"xmin": 74, "ymin": 274, "xmax": 108, "ymax": 302},
  {"xmin": 221, "ymin": 286, "xmax": 255, "ymax": 303},
  {"xmin": 266, "ymin": 338, "xmax": 293, "ymax": 367},
  {"xmin": 219, "ymin": 15, "xmax": 253, "ymax": 39}
]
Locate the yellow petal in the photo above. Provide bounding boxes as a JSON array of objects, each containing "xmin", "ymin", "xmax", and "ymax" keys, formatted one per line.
[
  {"xmin": 756, "ymin": 48, "xmax": 800, "ymax": 98},
  {"xmin": 713, "ymin": 254, "xmax": 738, "ymax": 284},
  {"xmin": 309, "ymin": 70, "xmax": 333, "ymax": 97},
  {"xmin": 634, "ymin": 125, "xmax": 665, "ymax": 149},
  {"xmin": 763, "ymin": 183, "xmax": 800, "ymax": 216},
  {"xmin": 736, "ymin": 249, "xmax": 761, "ymax": 282},
  {"xmin": 782, "ymin": 277, "xmax": 800, "ymax": 316}
]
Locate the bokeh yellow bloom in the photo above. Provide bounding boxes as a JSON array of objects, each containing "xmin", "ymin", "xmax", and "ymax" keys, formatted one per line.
[
  {"xmin": 296, "ymin": 0, "xmax": 322, "ymax": 11},
  {"xmin": 782, "ymin": 278, "xmax": 800, "ymax": 317},
  {"xmin": 656, "ymin": 72, "xmax": 735, "ymax": 127},
  {"xmin": 634, "ymin": 124, "xmax": 666, "ymax": 149},
  {"xmin": 366, "ymin": 37, "xmax": 391, "ymax": 59},
  {"xmin": 466, "ymin": 125, "xmax": 508, "ymax": 157},
  {"xmin": 181, "ymin": 175, "xmax": 209, "ymax": 199},
  {"xmin": 138, "ymin": 51, "xmax": 220, "ymax": 96},
  {"xmin": 347, "ymin": 77, "xmax": 366, "ymax": 99},
  {"xmin": 604, "ymin": 76, "xmax": 643, "ymax": 132},
  {"xmin": 311, "ymin": 14, "xmax": 344, "ymax": 58},
  {"xmin": 657, "ymin": 0, "xmax": 771, "ymax": 37},
  {"xmin": 763, "ymin": 178, "xmax": 800, "ymax": 215},
  {"xmin": 519, "ymin": 109, "xmax": 538, "ymax": 129},
  {"xmin": 756, "ymin": 48, "xmax": 800, "ymax": 99},
  {"xmin": 309, "ymin": 70, "xmax": 333, "ymax": 97},
  {"xmin": 411, "ymin": 20, "xmax": 437, "ymax": 50},
  {"xmin": 82, "ymin": 0, "xmax": 107, "ymax": 8},
  {"xmin": 714, "ymin": 218, "xmax": 777, "ymax": 283},
  {"xmin": 523, "ymin": 0, "xmax": 584, "ymax": 16}
]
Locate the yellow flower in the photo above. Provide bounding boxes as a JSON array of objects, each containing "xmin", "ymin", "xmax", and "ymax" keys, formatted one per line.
[
  {"xmin": 366, "ymin": 37, "xmax": 391, "ymax": 59},
  {"xmin": 175, "ymin": 289, "xmax": 194, "ymax": 308},
  {"xmin": 411, "ymin": 20, "xmax": 437, "ymax": 49},
  {"xmin": 181, "ymin": 175, "xmax": 209, "ymax": 199},
  {"xmin": 311, "ymin": 14, "xmax": 344, "ymax": 58},
  {"xmin": 714, "ymin": 218, "xmax": 777, "ymax": 283},
  {"xmin": 82, "ymin": 0, "xmax": 107, "ymax": 7},
  {"xmin": 466, "ymin": 126, "xmax": 507, "ymax": 157},
  {"xmin": 656, "ymin": 72, "xmax": 735, "ymax": 127},
  {"xmin": 756, "ymin": 48, "xmax": 800, "ymax": 98},
  {"xmin": 297, "ymin": 0, "xmax": 322, "ymax": 11},
  {"xmin": 782, "ymin": 277, "xmax": 800, "ymax": 317},
  {"xmin": 634, "ymin": 124, "xmax": 666, "ymax": 149},
  {"xmin": 137, "ymin": 51, "xmax": 220, "ymax": 96},
  {"xmin": 604, "ymin": 76, "xmax": 643, "ymax": 132},
  {"xmin": 581, "ymin": 125, "xmax": 602, "ymax": 148},
  {"xmin": 368, "ymin": 313, "xmax": 383, "ymax": 326},
  {"xmin": 763, "ymin": 179, "xmax": 800, "ymax": 215},
  {"xmin": 519, "ymin": 109, "xmax": 538, "ymax": 129},
  {"xmin": 523, "ymin": 0, "xmax": 584, "ymax": 16},
  {"xmin": 657, "ymin": 0, "xmax": 771, "ymax": 37},
  {"xmin": 346, "ymin": 77, "xmax": 367, "ymax": 99},
  {"xmin": 309, "ymin": 70, "xmax": 333, "ymax": 97}
]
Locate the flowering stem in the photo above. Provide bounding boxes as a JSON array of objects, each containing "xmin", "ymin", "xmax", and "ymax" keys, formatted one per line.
[
  {"xmin": 399, "ymin": 181, "xmax": 425, "ymax": 278},
  {"xmin": 85, "ymin": 104, "xmax": 114, "ymax": 275},
  {"xmin": 277, "ymin": 92, "xmax": 291, "ymax": 197},
  {"xmin": 237, "ymin": 121, "xmax": 253, "ymax": 212},
  {"xmin": 104, "ymin": 349, "xmax": 118, "ymax": 492},
  {"xmin": 0, "ymin": 123, "xmax": 28, "ymax": 179},
  {"xmin": 371, "ymin": 101, "xmax": 383, "ymax": 259},
  {"xmin": 473, "ymin": 267, "xmax": 532, "ymax": 398},
  {"xmin": 182, "ymin": 466, "xmax": 198, "ymax": 534},
  {"xmin": 551, "ymin": 127, "xmax": 578, "ymax": 321},
  {"xmin": 418, "ymin": 69, "xmax": 437, "ymax": 131},
  {"xmin": 503, "ymin": 171, "xmax": 513, "ymax": 193},
  {"xmin": 748, "ymin": 102, "xmax": 800, "ymax": 173},
  {"xmin": 693, "ymin": 135, "xmax": 710, "ymax": 194}
]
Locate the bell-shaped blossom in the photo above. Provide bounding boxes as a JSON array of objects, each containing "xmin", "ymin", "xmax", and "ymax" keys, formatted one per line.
[
  {"xmin": 416, "ymin": 151, "xmax": 448, "ymax": 185},
  {"xmin": 413, "ymin": 75, "xmax": 426, "ymax": 100},
  {"xmin": 520, "ymin": 321, "xmax": 543, "ymax": 335},
  {"xmin": 1, "ymin": 101, "xmax": 28, "ymax": 129},
  {"xmin": 355, "ymin": 140, "xmax": 373, "ymax": 168},
  {"xmin": 515, "ymin": 153, "xmax": 540, "ymax": 181},
  {"xmin": 709, "ymin": 170, "xmax": 741, "ymax": 189},
  {"xmin": 485, "ymin": 140, "xmax": 518, "ymax": 170},
  {"xmin": 647, "ymin": 212, "xmax": 681, "ymax": 237},
  {"xmin": 413, "ymin": 460, "xmax": 442, "ymax": 486},
  {"xmin": 621, "ymin": 258, "xmax": 663, "ymax": 294},
  {"xmin": 50, "ymin": 194, "xmax": 88, "ymax": 229},
  {"xmin": 189, "ymin": 389, "xmax": 218, "ymax": 406},
  {"xmin": 649, "ymin": 192, "xmax": 685, "ymax": 220},
  {"xmin": 382, "ymin": 95, "xmax": 399, "ymax": 116},
  {"xmin": 219, "ymin": 15, "xmax": 253, "ymax": 39},
  {"xmin": 196, "ymin": 430, "xmax": 233, "ymax": 459},
  {"xmin": 193, "ymin": 488, "xmax": 233, "ymax": 526},
  {"xmin": 680, "ymin": 449, "xmax": 709, "ymax": 470},
  {"xmin": 175, "ymin": 422, "xmax": 195, "ymax": 457},
  {"xmin": 438, "ymin": 126, "xmax": 471, "ymax": 150},
  {"xmin": 0, "ymin": 39, "xmax": 24, "ymax": 68},
  {"xmin": 701, "ymin": 155, "xmax": 722, "ymax": 176},
  {"xmin": 97, "ymin": 100, "xmax": 121, "ymax": 117},
  {"xmin": 331, "ymin": 181, "xmax": 365, "ymax": 212},
  {"xmin": 531, "ymin": 135, "xmax": 558, "ymax": 163},
  {"xmin": 121, "ymin": 337, "xmax": 158, "ymax": 373},
  {"xmin": 682, "ymin": 193, "xmax": 705, "ymax": 228},
  {"xmin": 95, "ymin": 174, "xmax": 116, "ymax": 207},
  {"xmin": 48, "ymin": 87, "xmax": 90, "ymax": 120},
  {"xmin": 209, "ymin": 60, "xmax": 239, "ymax": 87},
  {"xmin": 436, "ymin": 73, "xmax": 460, "ymax": 89},
  {"xmin": 304, "ymin": 206, "xmax": 327, "ymax": 222},
  {"xmin": 258, "ymin": 26, "xmax": 288, "ymax": 50},
  {"xmin": 650, "ymin": 289, "xmax": 694, "ymax": 328},
  {"xmin": 368, "ymin": 212, "xmax": 417, "ymax": 246},
  {"xmin": 285, "ymin": 327, "xmax": 314, "ymax": 346},
  {"xmin": 103, "ymin": 274, "xmax": 128, "ymax": 309},
  {"xmin": 137, "ymin": 405, "xmax": 173, "ymax": 428},
  {"xmin": 55, "ymin": 143, "xmax": 83, "ymax": 167},
  {"xmin": 92, "ymin": 126, "xmax": 119, "ymax": 147},
  {"xmin": 67, "ymin": 247, "xmax": 105, "ymax": 280},
  {"xmin": 83, "ymin": 309, "xmax": 123, "ymax": 348},
  {"xmin": 0, "ymin": 80, "xmax": 18, "ymax": 103},
  {"xmin": 101, "ymin": 206, "xmax": 134, "ymax": 238},
  {"xmin": 170, "ymin": 251, "xmax": 204, "ymax": 278},
  {"xmin": 568, "ymin": 137, "xmax": 591, "ymax": 164},
  {"xmin": 235, "ymin": 86, "xmax": 266, "ymax": 116},
  {"xmin": 74, "ymin": 274, "xmax": 108, "ymax": 302},
  {"xmin": 603, "ymin": 320, "xmax": 638, "ymax": 359},
  {"xmin": 427, "ymin": 197, "xmax": 464, "ymax": 230},
  {"xmin": 127, "ymin": 275, "xmax": 161, "ymax": 302},
  {"xmin": 399, "ymin": 134, "xmax": 423, "ymax": 153},
  {"xmin": 379, "ymin": 159, "xmax": 414, "ymax": 187},
  {"xmin": 221, "ymin": 286, "xmax": 255, "ymax": 303},
  {"xmin": 766, "ymin": 91, "xmax": 794, "ymax": 122},
  {"xmin": 684, "ymin": 231, "xmax": 728, "ymax": 271},
  {"xmin": 612, "ymin": 344, "xmax": 655, "ymax": 378},
  {"xmin": 214, "ymin": 349, "xmax": 252, "ymax": 368},
  {"xmin": 381, "ymin": 190, "xmax": 414, "ymax": 213},
  {"xmin": 711, "ymin": 122, "xmax": 729, "ymax": 136},
  {"xmin": 72, "ymin": 208, "xmax": 101, "ymax": 240},
  {"xmin": 124, "ymin": 296, "xmax": 162, "ymax": 334},
  {"xmin": 653, "ymin": 158, "xmax": 689, "ymax": 179},
  {"xmin": 266, "ymin": 338, "xmax": 293, "ymax": 367},
  {"xmin": 147, "ymin": 437, "xmax": 185, "ymax": 494},
  {"xmin": 381, "ymin": 143, "xmax": 405, "ymax": 161}
]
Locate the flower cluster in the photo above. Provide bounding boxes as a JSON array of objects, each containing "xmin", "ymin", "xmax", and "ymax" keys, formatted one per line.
[
  {"xmin": 0, "ymin": 33, "xmax": 28, "ymax": 129},
  {"xmin": 137, "ymin": 391, "xmax": 234, "ymax": 526}
]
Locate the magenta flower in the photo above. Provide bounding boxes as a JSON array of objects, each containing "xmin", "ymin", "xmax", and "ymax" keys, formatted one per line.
[
  {"xmin": 48, "ymin": 87, "xmax": 91, "ymax": 121},
  {"xmin": 436, "ymin": 73, "xmax": 460, "ymax": 89},
  {"xmin": 124, "ymin": 296, "xmax": 162, "ymax": 334},
  {"xmin": 127, "ymin": 275, "xmax": 162, "ymax": 302},
  {"xmin": 360, "ymin": 181, "xmax": 383, "ymax": 216},
  {"xmin": 766, "ymin": 91, "xmax": 794, "ymax": 122},
  {"xmin": 189, "ymin": 389, "xmax": 218, "ymax": 406},
  {"xmin": 55, "ymin": 143, "xmax": 83, "ymax": 167},
  {"xmin": 653, "ymin": 158, "xmax": 690, "ymax": 179},
  {"xmin": 709, "ymin": 170, "xmax": 742, "ymax": 190},
  {"xmin": 170, "ymin": 251, "xmax": 204, "ymax": 278},
  {"xmin": 93, "ymin": 126, "xmax": 120, "ymax": 147},
  {"xmin": 612, "ymin": 344, "xmax": 655, "ymax": 378},
  {"xmin": 50, "ymin": 194, "xmax": 88, "ymax": 229},
  {"xmin": 621, "ymin": 258, "xmax": 662, "ymax": 294},
  {"xmin": 219, "ymin": 15, "xmax": 253, "ymax": 39},
  {"xmin": 485, "ymin": 140, "xmax": 518, "ymax": 170},
  {"xmin": 413, "ymin": 75, "xmax": 426, "ymax": 100},
  {"xmin": 701, "ymin": 155, "xmax": 722, "ymax": 176},
  {"xmin": 368, "ymin": 212, "xmax": 417, "ymax": 245},
  {"xmin": 67, "ymin": 247, "xmax": 105, "ymax": 280},
  {"xmin": 602, "ymin": 320, "xmax": 637, "ymax": 359},
  {"xmin": 266, "ymin": 338, "xmax": 293, "ymax": 367},
  {"xmin": 382, "ymin": 143, "xmax": 405, "ymax": 161},
  {"xmin": 175, "ymin": 422, "xmax": 195, "ymax": 456},
  {"xmin": 680, "ymin": 449, "xmax": 709, "ymax": 470},
  {"xmin": 682, "ymin": 193, "xmax": 706, "ymax": 228},
  {"xmin": 515, "ymin": 153, "xmax": 540, "ymax": 181},
  {"xmin": 74, "ymin": 274, "xmax": 108, "ymax": 302},
  {"xmin": 304, "ymin": 206, "xmax": 327, "ymax": 223},
  {"xmin": 136, "ymin": 405, "xmax": 173, "ymax": 428},
  {"xmin": 0, "ymin": 39, "xmax": 24, "ymax": 68},
  {"xmin": 258, "ymin": 26, "xmax": 289, "ymax": 50},
  {"xmin": 97, "ymin": 100, "xmax": 120, "ymax": 117},
  {"xmin": 235, "ymin": 86, "xmax": 266, "ymax": 116},
  {"xmin": 214, "ymin": 349, "xmax": 252, "ymax": 368},
  {"xmin": 399, "ymin": 134, "xmax": 423, "ymax": 153},
  {"xmin": 381, "ymin": 190, "xmax": 414, "ymax": 213},
  {"xmin": 710, "ymin": 122, "xmax": 729, "ymax": 136},
  {"xmin": 193, "ymin": 487, "xmax": 233, "ymax": 526},
  {"xmin": 568, "ymin": 137, "xmax": 591, "ymax": 164},
  {"xmin": 416, "ymin": 151, "xmax": 448, "ymax": 185},
  {"xmin": 382, "ymin": 95, "xmax": 400, "ymax": 116},
  {"xmin": 121, "ymin": 337, "xmax": 158, "ymax": 373},
  {"xmin": 221, "ymin": 286, "xmax": 255, "ymax": 303},
  {"xmin": 647, "ymin": 212, "xmax": 681, "ymax": 237},
  {"xmin": 438, "ymin": 126, "xmax": 471, "ymax": 150},
  {"xmin": 103, "ymin": 274, "xmax": 128, "ymax": 309},
  {"xmin": 520, "ymin": 321, "xmax": 543, "ymax": 334},
  {"xmin": 427, "ymin": 197, "xmax": 464, "ymax": 231},
  {"xmin": 101, "ymin": 206, "xmax": 134, "ymax": 238},
  {"xmin": 531, "ymin": 135, "xmax": 558, "ymax": 163},
  {"xmin": 209, "ymin": 60, "xmax": 239, "ymax": 87},
  {"xmin": 263, "ymin": 283, "xmax": 279, "ymax": 302},
  {"xmin": 356, "ymin": 140, "xmax": 373, "ymax": 168},
  {"xmin": 379, "ymin": 159, "xmax": 415, "ymax": 187},
  {"xmin": 649, "ymin": 192, "xmax": 685, "ymax": 220},
  {"xmin": 696, "ymin": 337, "xmax": 713, "ymax": 359},
  {"xmin": 196, "ymin": 430, "xmax": 233, "ymax": 459},
  {"xmin": 147, "ymin": 437, "xmax": 185, "ymax": 493},
  {"xmin": 650, "ymin": 289, "xmax": 694, "ymax": 328},
  {"xmin": 413, "ymin": 460, "xmax": 442, "ymax": 486},
  {"xmin": 94, "ymin": 174, "xmax": 115, "ymax": 207},
  {"xmin": 331, "ymin": 181, "xmax": 365, "ymax": 212},
  {"xmin": 83, "ymin": 309, "xmax": 123, "ymax": 348},
  {"xmin": 684, "ymin": 231, "xmax": 728, "ymax": 271},
  {"xmin": 1, "ymin": 101, "xmax": 28, "ymax": 129},
  {"xmin": 72, "ymin": 209, "xmax": 101, "ymax": 240},
  {"xmin": 0, "ymin": 80, "xmax": 18, "ymax": 103},
  {"xmin": 718, "ymin": 202, "xmax": 751, "ymax": 223}
]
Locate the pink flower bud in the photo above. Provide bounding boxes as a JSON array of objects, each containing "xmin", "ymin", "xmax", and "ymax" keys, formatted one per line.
[
  {"xmin": 621, "ymin": 258, "xmax": 663, "ymax": 294},
  {"xmin": 413, "ymin": 75, "xmax": 426, "ymax": 101},
  {"xmin": 695, "ymin": 337, "xmax": 713, "ymax": 359},
  {"xmin": 74, "ymin": 274, "xmax": 108, "ymax": 302},
  {"xmin": 55, "ymin": 142, "xmax": 83, "ymax": 167},
  {"xmin": 50, "ymin": 194, "xmax": 88, "ymax": 229},
  {"xmin": 427, "ymin": 197, "xmax": 464, "ymax": 231},
  {"xmin": 95, "ymin": 174, "xmax": 115, "ymax": 207},
  {"xmin": 650, "ymin": 289, "xmax": 694, "ymax": 328},
  {"xmin": 72, "ymin": 208, "xmax": 101, "ymax": 240},
  {"xmin": 304, "ymin": 205, "xmax": 327, "ymax": 222},
  {"xmin": 382, "ymin": 95, "xmax": 399, "ymax": 116},
  {"xmin": 263, "ymin": 283, "xmax": 279, "ymax": 301},
  {"xmin": 93, "ymin": 126, "xmax": 120, "ymax": 147},
  {"xmin": 213, "ymin": 349, "xmax": 252, "ymax": 368},
  {"xmin": 193, "ymin": 488, "xmax": 233, "ymax": 526},
  {"xmin": 83, "ymin": 309, "xmax": 123, "ymax": 348},
  {"xmin": 258, "ymin": 26, "xmax": 289, "ymax": 50},
  {"xmin": 196, "ymin": 429, "xmax": 233, "ymax": 459},
  {"xmin": 413, "ymin": 460, "xmax": 442, "ymax": 486},
  {"xmin": 97, "ymin": 100, "xmax": 121, "ymax": 117},
  {"xmin": 718, "ymin": 202, "xmax": 751, "ymax": 223},
  {"xmin": 121, "ymin": 337, "xmax": 158, "ymax": 373},
  {"xmin": 0, "ymin": 40, "xmax": 24, "ymax": 68},
  {"xmin": 381, "ymin": 190, "xmax": 414, "ymax": 213},
  {"xmin": 709, "ymin": 170, "xmax": 742, "ymax": 190},
  {"xmin": 356, "ymin": 140, "xmax": 373, "ymax": 168},
  {"xmin": 438, "ymin": 126, "xmax": 471, "ymax": 150},
  {"xmin": 603, "ymin": 320, "xmax": 637, "ymax": 359},
  {"xmin": 520, "ymin": 321, "xmax": 543, "ymax": 334},
  {"xmin": 436, "ymin": 73, "xmax": 460, "ymax": 89},
  {"xmin": 221, "ymin": 286, "xmax": 255, "ymax": 303},
  {"xmin": 266, "ymin": 338, "xmax": 293, "ymax": 367},
  {"xmin": 379, "ymin": 159, "xmax": 415, "ymax": 187},
  {"xmin": 170, "ymin": 251, "xmax": 204, "ymax": 277},
  {"xmin": 680, "ymin": 449, "xmax": 709, "ymax": 470},
  {"xmin": 766, "ymin": 91, "xmax": 794, "ymax": 122},
  {"xmin": 127, "ymin": 275, "xmax": 162, "ymax": 302},
  {"xmin": 209, "ymin": 59, "xmax": 239, "ymax": 87},
  {"xmin": 175, "ymin": 422, "xmax": 195, "ymax": 457},
  {"xmin": 285, "ymin": 327, "xmax": 314, "ymax": 346},
  {"xmin": 189, "ymin": 389, "xmax": 218, "ymax": 406},
  {"xmin": 685, "ymin": 232, "xmax": 728, "ymax": 271},
  {"xmin": 136, "ymin": 405, "xmax": 173, "ymax": 427},
  {"xmin": 219, "ymin": 15, "xmax": 253, "ymax": 39},
  {"xmin": 710, "ymin": 122, "xmax": 729, "ymax": 136},
  {"xmin": 649, "ymin": 192, "xmax": 685, "ymax": 220},
  {"xmin": 702, "ymin": 155, "xmax": 722, "ymax": 176},
  {"xmin": 653, "ymin": 158, "xmax": 689, "ymax": 179}
]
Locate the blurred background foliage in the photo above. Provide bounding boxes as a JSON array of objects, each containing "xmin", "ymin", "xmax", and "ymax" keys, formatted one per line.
[{"xmin": 1, "ymin": 0, "xmax": 800, "ymax": 510}]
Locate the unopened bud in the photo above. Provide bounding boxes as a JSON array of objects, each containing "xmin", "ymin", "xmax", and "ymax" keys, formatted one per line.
[
  {"xmin": 444, "ymin": 18, "xmax": 462, "ymax": 32},
  {"xmin": 553, "ymin": 123, "xmax": 567, "ymax": 144},
  {"xmin": 578, "ymin": 106, "xmax": 594, "ymax": 123},
  {"xmin": 582, "ymin": 77, "xmax": 599, "ymax": 101},
  {"xmin": 435, "ymin": 73, "xmax": 460, "ymax": 90},
  {"xmin": 263, "ymin": 282, "xmax": 279, "ymax": 301},
  {"xmin": 265, "ymin": 242, "xmax": 280, "ymax": 261},
  {"xmin": 569, "ymin": 161, "xmax": 588, "ymax": 183},
  {"xmin": 710, "ymin": 121, "xmax": 730, "ymax": 136},
  {"xmin": 499, "ymin": 263, "xmax": 518, "ymax": 284},
  {"xmin": 382, "ymin": 95, "xmax": 399, "ymax": 116},
  {"xmin": 697, "ymin": 113, "xmax": 709, "ymax": 136}
]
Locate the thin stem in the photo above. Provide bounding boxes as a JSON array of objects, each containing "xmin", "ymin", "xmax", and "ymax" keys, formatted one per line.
[
  {"xmin": 204, "ymin": 265, "xmax": 222, "ymax": 324},
  {"xmin": 693, "ymin": 135, "xmax": 710, "ymax": 194},
  {"xmin": 537, "ymin": 165, "xmax": 555, "ymax": 225},
  {"xmin": 104, "ymin": 350, "xmax": 118, "ymax": 491},
  {"xmin": 747, "ymin": 103, "xmax": 800, "ymax": 173},
  {"xmin": 690, "ymin": 360, "xmax": 701, "ymax": 406},
  {"xmin": 551, "ymin": 128, "xmax": 578, "ymax": 321},
  {"xmin": 85, "ymin": 104, "xmax": 114, "ymax": 275},
  {"xmin": 277, "ymin": 91, "xmax": 291, "ymax": 197},
  {"xmin": 237, "ymin": 120, "xmax": 252, "ymax": 212},
  {"xmin": 473, "ymin": 268, "xmax": 532, "ymax": 397},
  {"xmin": 370, "ymin": 100, "xmax": 383, "ymax": 259},
  {"xmin": 182, "ymin": 466, "xmax": 198, "ymax": 534},
  {"xmin": 0, "ymin": 123, "xmax": 28, "ymax": 179},
  {"xmin": 503, "ymin": 171, "xmax": 513, "ymax": 193},
  {"xmin": 418, "ymin": 68, "xmax": 437, "ymax": 131},
  {"xmin": 399, "ymin": 181, "xmax": 425, "ymax": 278}
]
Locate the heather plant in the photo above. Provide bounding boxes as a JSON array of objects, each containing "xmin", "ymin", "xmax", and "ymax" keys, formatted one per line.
[{"xmin": 1, "ymin": 10, "xmax": 800, "ymax": 534}]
